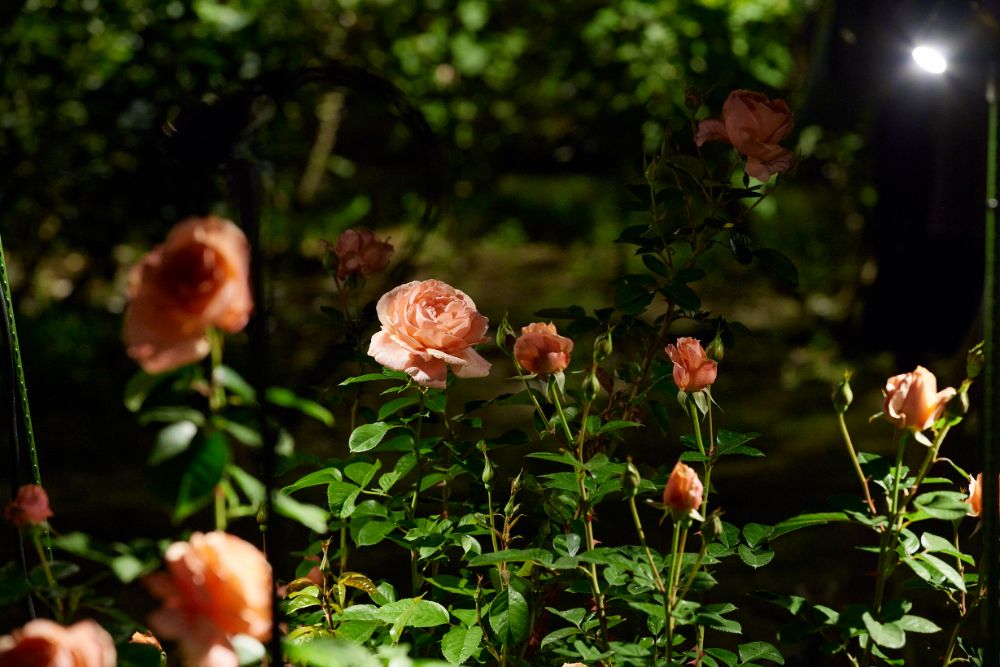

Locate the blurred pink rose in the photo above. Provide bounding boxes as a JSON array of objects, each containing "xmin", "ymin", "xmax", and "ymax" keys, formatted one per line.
[
  {"xmin": 0, "ymin": 619, "xmax": 115, "ymax": 667},
  {"xmin": 968, "ymin": 473, "xmax": 983, "ymax": 517},
  {"xmin": 513, "ymin": 322, "xmax": 573, "ymax": 375},
  {"xmin": 333, "ymin": 228, "xmax": 394, "ymax": 281},
  {"xmin": 368, "ymin": 279, "xmax": 491, "ymax": 388},
  {"xmin": 145, "ymin": 531, "xmax": 272, "ymax": 667},
  {"xmin": 695, "ymin": 89, "xmax": 795, "ymax": 181},
  {"xmin": 4, "ymin": 484, "xmax": 53, "ymax": 528},
  {"xmin": 665, "ymin": 337, "xmax": 718, "ymax": 393},
  {"xmin": 882, "ymin": 366, "xmax": 956, "ymax": 431},
  {"xmin": 125, "ymin": 216, "xmax": 253, "ymax": 374},
  {"xmin": 663, "ymin": 461, "xmax": 703, "ymax": 516}
]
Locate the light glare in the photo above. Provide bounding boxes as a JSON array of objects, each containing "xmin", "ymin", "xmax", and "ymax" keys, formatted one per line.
[{"xmin": 912, "ymin": 45, "xmax": 947, "ymax": 74}]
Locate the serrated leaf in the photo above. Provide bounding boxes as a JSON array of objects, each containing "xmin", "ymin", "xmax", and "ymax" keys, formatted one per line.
[
  {"xmin": 738, "ymin": 544, "xmax": 775, "ymax": 569},
  {"xmin": 349, "ymin": 422, "xmax": 392, "ymax": 453},
  {"xmin": 378, "ymin": 395, "xmax": 421, "ymax": 421},
  {"xmin": 769, "ymin": 512, "xmax": 851, "ymax": 540},
  {"xmin": 468, "ymin": 549, "xmax": 554, "ymax": 567},
  {"xmin": 441, "ymin": 624, "xmax": 483, "ymax": 664},
  {"xmin": 489, "ymin": 587, "xmax": 530, "ymax": 645},
  {"xmin": 743, "ymin": 523, "xmax": 774, "ymax": 548},
  {"xmin": 913, "ymin": 491, "xmax": 970, "ymax": 521},
  {"xmin": 862, "ymin": 612, "xmax": 906, "ymax": 649},
  {"xmin": 915, "ymin": 552, "xmax": 966, "ymax": 592},
  {"xmin": 273, "ymin": 492, "xmax": 329, "ymax": 533},
  {"xmin": 897, "ymin": 614, "xmax": 942, "ymax": 634},
  {"xmin": 553, "ymin": 533, "xmax": 582, "ymax": 558},
  {"xmin": 355, "ymin": 520, "xmax": 396, "ymax": 547},
  {"xmin": 738, "ymin": 641, "xmax": 784, "ymax": 664}
]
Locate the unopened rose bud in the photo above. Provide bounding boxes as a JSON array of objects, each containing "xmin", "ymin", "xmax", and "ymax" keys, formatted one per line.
[
  {"xmin": 482, "ymin": 456, "xmax": 495, "ymax": 488},
  {"xmin": 582, "ymin": 373, "xmax": 602, "ymax": 402},
  {"xmin": 4, "ymin": 484, "xmax": 53, "ymax": 529},
  {"xmin": 883, "ymin": 366, "xmax": 956, "ymax": 431},
  {"xmin": 705, "ymin": 335, "xmax": 724, "ymax": 363},
  {"xmin": 663, "ymin": 462, "xmax": 703, "ymax": 519},
  {"xmin": 514, "ymin": 323, "xmax": 573, "ymax": 376},
  {"xmin": 957, "ymin": 387, "xmax": 971, "ymax": 415},
  {"xmin": 968, "ymin": 342, "xmax": 984, "ymax": 380},
  {"xmin": 832, "ymin": 371, "xmax": 853, "ymax": 414},
  {"xmin": 622, "ymin": 461, "xmax": 642, "ymax": 499}
]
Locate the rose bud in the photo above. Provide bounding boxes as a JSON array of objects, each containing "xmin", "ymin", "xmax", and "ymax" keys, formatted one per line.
[
  {"xmin": 665, "ymin": 337, "xmax": 718, "ymax": 393},
  {"xmin": 882, "ymin": 366, "xmax": 956, "ymax": 432},
  {"xmin": 968, "ymin": 473, "xmax": 983, "ymax": 518},
  {"xmin": 663, "ymin": 461, "xmax": 704, "ymax": 518},
  {"xmin": 4, "ymin": 484, "xmax": 53, "ymax": 529},
  {"xmin": 832, "ymin": 371, "xmax": 854, "ymax": 414},
  {"xmin": 513, "ymin": 322, "xmax": 574, "ymax": 376}
]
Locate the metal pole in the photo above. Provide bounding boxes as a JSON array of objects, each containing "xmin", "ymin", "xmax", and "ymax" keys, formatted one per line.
[{"xmin": 983, "ymin": 59, "xmax": 998, "ymax": 667}]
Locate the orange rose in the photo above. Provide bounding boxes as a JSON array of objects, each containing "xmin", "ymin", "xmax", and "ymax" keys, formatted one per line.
[
  {"xmin": 145, "ymin": 531, "xmax": 271, "ymax": 667},
  {"xmin": 695, "ymin": 89, "xmax": 795, "ymax": 181},
  {"xmin": 4, "ymin": 484, "xmax": 53, "ymax": 528},
  {"xmin": 663, "ymin": 461, "xmax": 703, "ymax": 516},
  {"xmin": 513, "ymin": 322, "xmax": 573, "ymax": 376},
  {"xmin": 124, "ymin": 216, "xmax": 253, "ymax": 374},
  {"xmin": 665, "ymin": 337, "xmax": 718, "ymax": 393},
  {"xmin": 0, "ymin": 619, "xmax": 115, "ymax": 667},
  {"xmin": 333, "ymin": 228, "xmax": 394, "ymax": 281},
  {"xmin": 882, "ymin": 366, "xmax": 956, "ymax": 431},
  {"xmin": 368, "ymin": 279, "xmax": 491, "ymax": 388}
]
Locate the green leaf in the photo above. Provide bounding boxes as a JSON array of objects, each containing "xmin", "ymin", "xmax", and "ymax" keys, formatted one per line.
[
  {"xmin": 738, "ymin": 544, "xmax": 775, "ymax": 569},
  {"xmin": 213, "ymin": 364, "xmax": 256, "ymax": 400},
  {"xmin": 382, "ymin": 597, "xmax": 450, "ymax": 643},
  {"xmin": 441, "ymin": 624, "xmax": 483, "ymax": 664},
  {"xmin": 349, "ymin": 422, "xmax": 392, "ymax": 453},
  {"xmin": 339, "ymin": 370, "xmax": 410, "ymax": 386},
  {"xmin": 283, "ymin": 468, "xmax": 342, "ymax": 494},
  {"xmin": 283, "ymin": 639, "xmax": 381, "ymax": 667},
  {"xmin": 662, "ymin": 280, "xmax": 701, "ymax": 311},
  {"xmin": 743, "ymin": 524, "xmax": 774, "ymax": 548},
  {"xmin": 355, "ymin": 520, "xmax": 396, "ymax": 547},
  {"xmin": 174, "ymin": 431, "xmax": 228, "ymax": 521},
  {"xmin": 467, "ymin": 549, "xmax": 554, "ymax": 567},
  {"xmin": 753, "ymin": 248, "xmax": 799, "ymax": 287},
  {"xmin": 862, "ymin": 612, "xmax": 906, "ymax": 649},
  {"xmin": 488, "ymin": 587, "xmax": 530, "ymax": 645},
  {"xmin": 553, "ymin": 533, "xmax": 582, "ymax": 557},
  {"xmin": 914, "ymin": 552, "xmax": 966, "ymax": 592},
  {"xmin": 149, "ymin": 420, "xmax": 199, "ymax": 465},
  {"xmin": 273, "ymin": 492, "xmax": 329, "ymax": 533},
  {"xmin": 0, "ymin": 562, "xmax": 31, "ymax": 606},
  {"xmin": 328, "ymin": 480, "xmax": 361, "ymax": 518},
  {"xmin": 267, "ymin": 387, "xmax": 334, "ymax": 426},
  {"xmin": 344, "ymin": 460, "xmax": 382, "ymax": 488},
  {"xmin": 124, "ymin": 370, "xmax": 168, "ymax": 413},
  {"xmin": 913, "ymin": 491, "xmax": 970, "ymax": 521},
  {"xmin": 378, "ymin": 395, "xmax": 421, "ymax": 421},
  {"xmin": 642, "ymin": 254, "xmax": 670, "ymax": 277},
  {"xmin": 769, "ymin": 512, "xmax": 852, "ymax": 540},
  {"xmin": 139, "ymin": 406, "xmax": 206, "ymax": 425},
  {"xmin": 738, "ymin": 641, "xmax": 784, "ymax": 664},
  {"xmin": 593, "ymin": 420, "xmax": 643, "ymax": 435},
  {"xmin": 525, "ymin": 451, "xmax": 584, "ymax": 469},
  {"xmin": 613, "ymin": 274, "xmax": 656, "ymax": 316},
  {"xmin": 897, "ymin": 615, "xmax": 942, "ymax": 634}
]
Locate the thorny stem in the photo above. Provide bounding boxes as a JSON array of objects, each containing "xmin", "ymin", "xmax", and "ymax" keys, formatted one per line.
[
  {"xmin": 837, "ymin": 412, "xmax": 878, "ymax": 515},
  {"xmin": 409, "ymin": 390, "xmax": 427, "ymax": 596},
  {"xmin": 628, "ymin": 495, "xmax": 670, "ymax": 644}
]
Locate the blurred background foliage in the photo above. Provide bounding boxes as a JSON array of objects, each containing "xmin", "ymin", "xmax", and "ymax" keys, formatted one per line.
[{"xmin": 1, "ymin": 0, "xmax": 901, "ymax": 548}]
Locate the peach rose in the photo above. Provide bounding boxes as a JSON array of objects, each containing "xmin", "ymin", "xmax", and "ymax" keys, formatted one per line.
[
  {"xmin": 125, "ymin": 216, "xmax": 253, "ymax": 374},
  {"xmin": 663, "ymin": 461, "xmax": 703, "ymax": 516},
  {"xmin": 513, "ymin": 322, "xmax": 573, "ymax": 376},
  {"xmin": 368, "ymin": 279, "xmax": 491, "ymax": 388},
  {"xmin": 968, "ymin": 473, "xmax": 983, "ymax": 517},
  {"xmin": 333, "ymin": 228, "xmax": 394, "ymax": 281},
  {"xmin": 882, "ymin": 366, "xmax": 956, "ymax": 431},
  {"xmin": 129, "ymin": 631, "xmax": 162, "ymax": 651},
  {"xmin": 0, "ymin": 619, "xmax": 115, "ymax": 667},
  {"xmin": 145, "ymin": 531, "xmax": 271, "ymax": 667},
  {"xmin": 695, "ymin": 89, "xmax": 795, "ymax": 181},
  {"xmin": 665, "ymin": 337, "xmax": 718, "ymax": 393},
  {"xmin": 4, "ymin": 484, "xmax": 54, "ymax": 528}
]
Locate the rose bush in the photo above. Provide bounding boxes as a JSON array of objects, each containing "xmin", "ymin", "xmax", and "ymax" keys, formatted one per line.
[{"xmin": 124, "ymin": 216, "xmax": 252, "ymax": 374}]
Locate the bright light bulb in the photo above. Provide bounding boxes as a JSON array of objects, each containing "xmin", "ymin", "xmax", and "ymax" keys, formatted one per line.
[{"xmin": 912, "ymin": 45, "xmax": 948, "ymax": 74}]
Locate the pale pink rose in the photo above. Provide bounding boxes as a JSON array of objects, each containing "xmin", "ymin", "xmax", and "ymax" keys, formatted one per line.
[
  {"xmin": 0, "ymin": 619, "xmax": 116, "ymax": 667},
  {"xmin": 368, "ymin": 279, "xmax": 491, "ymax": 388},
  {"xmin": 125, "ymin": 216, "xmax": 253, "ymax": 374},
  {"xmin": 145, "ymin": 531, "xmax": 271, "ymax": 667},
  {"xmin": 883, "ymin": 366, "xmax": 956, "ymax": 431},
  {"xmin": 4, "ymin": 484, "xmax": 54, "ymax": 528},
  {"xmin": 513, "ymin": 322, "xmax": 574, "ymax": 376},
  {"xmin": 665, "ymin": 337, "xmax": 718, "ymax": 393},
  {"xmin": 333, "ymin": 228, "xmax": 394, "ymax": 281},
  {"xmin": 695, "ymin": 89, "xmax": 795, "ymax": 181},
  {"xmin": 968, "ymin": 473, "xmax": 983, "ymax": 517},
  {"xmin": 663, "ymin": 461, "xmax": 703, "ymax": 516}
]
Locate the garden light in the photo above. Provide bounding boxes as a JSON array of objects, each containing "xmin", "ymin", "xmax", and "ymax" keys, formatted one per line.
[{"xmin": 911, "ymin": 44, "xmax": 948, "ymax": 74}]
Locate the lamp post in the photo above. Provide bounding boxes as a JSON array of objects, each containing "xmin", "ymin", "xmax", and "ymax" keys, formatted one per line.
[{"xmin": 913, "ymin": 43, "xmax": 998, "ymax": 667}]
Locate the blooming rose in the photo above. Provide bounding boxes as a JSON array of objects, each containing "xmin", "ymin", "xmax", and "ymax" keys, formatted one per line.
[
  {"xmin": 368, "ymin": 279, "xmax": 491, "ymax": 388},
  {"xmin": 513, "ymin": 322, "xmax": 574, "ymax": 375},
  {"xmin": 882, "ymin": 366, "xmax": 956, "ymax": 431},
  {"xmin": 125, "ymin": 216, "xmax": 253, "ymax": 374},
  {"xmin": 0, "ymin": 619, "xmax": 115, "ymax": 667},
  {"xmin": 333, "ymin": 228, "xmax": 394, "ymax": 281},
  {"xmin": 4, "ymin": 484, "xmax": 53, "ymax": 528},
  {"xmin": 968, "ymin": 473, "xmax": 983, "ymax": 517},
  {"xmin": 145, "ymin": 531, "xmax": 272, "ymax": 667},
  {"xmin": 665, "ymin": 337, "xmax": 718, "ymax": 393},
  {"xmin": 663, "ymin": 461, "xmax": 704, "ymax": 516},
  {"xmin": 695, "ymin": 89, "xmax": 795, "ymax": 181}
]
